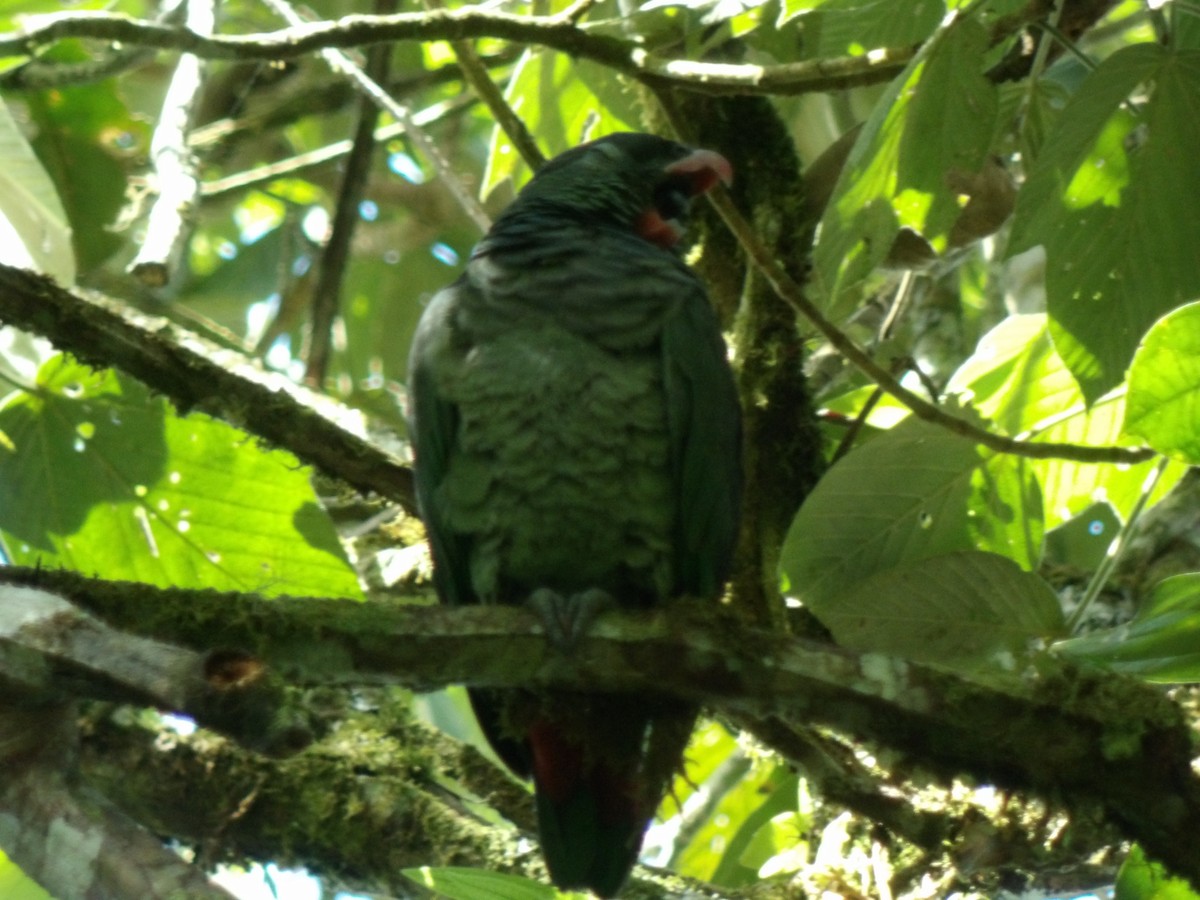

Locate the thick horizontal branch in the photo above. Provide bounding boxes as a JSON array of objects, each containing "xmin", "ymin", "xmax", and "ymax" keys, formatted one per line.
[
  {"xmin": 1, "ymin": 9, "xmax": 909, "ymax": 96},
  {"xmin": 0, "ymin": 584, "xmax": 305, "ymax": 755},
  {"xmin": 0, "ymin": 265, "xmax": 415, "ymax": 510},
  {"xmin": 4, "ymin": 565, "xmax": 1199, "ymax": 888}
]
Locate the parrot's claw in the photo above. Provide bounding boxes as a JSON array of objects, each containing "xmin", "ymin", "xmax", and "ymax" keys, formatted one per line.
[{"xmin": 527, "ymin": 587, "xmax": 615, "ymax": 652}]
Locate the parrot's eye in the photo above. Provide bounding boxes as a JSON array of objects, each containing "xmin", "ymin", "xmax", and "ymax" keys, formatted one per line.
[{"xmin": 652, "ymin": 178, "xmax": 693, "ymax": 224}]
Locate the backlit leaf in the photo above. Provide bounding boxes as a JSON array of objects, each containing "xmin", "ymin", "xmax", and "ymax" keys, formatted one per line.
[
  {"xmin": 1124, "ymin": 301, "xmax": 1200, "ymax": 462},
  {"xmin": 1008, "ymin": 46, "xmax": 1200, "ymax": 401},
  {"xmin": 0, "ymin": 356, "xmax": 361, "ymax": 598}
]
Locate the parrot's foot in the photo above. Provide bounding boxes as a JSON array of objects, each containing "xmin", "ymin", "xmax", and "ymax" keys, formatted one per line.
[{"xmin": 527, "ymin": 587, "xmax": 615, "ymax": 652}]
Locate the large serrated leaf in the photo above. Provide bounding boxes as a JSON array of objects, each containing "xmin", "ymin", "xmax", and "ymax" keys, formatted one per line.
[
  {"xmin": 0, "ymin": 356, "xmax": 361, "ymax": 599},
  {"xmin": 780, "ymin": 416, "xmax": 1043, "ymax": 613},
  {"xmin": 813, "ymin": 13, "xmax": 998, "ymax": 315},
  {"xmin": 1057, "ymin": 574, "xmax": 1200, "ymax": 684},
  {"xmin": 1124, "ymin": 301, "xmax": 1200, "ymax": 463},
  {"xmin": 823, "ymin": 550, "xmax": 1063, "ymax": 664},
  {"xmin": 1008, "ymin": 46, "xmax": 1200, "ymax": 402}
]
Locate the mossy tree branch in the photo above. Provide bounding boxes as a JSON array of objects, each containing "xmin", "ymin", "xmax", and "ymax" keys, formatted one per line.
[
  {"xmin": 0, "ymin": 9, "xmax": 912, "ymax": 96},
  {"xmin": 0, "ymin": 265, "xmax": 415, "ymax": 510},
  {"xmin": 3, "ymin": 565, "xmax": 1199, "ymax": 890}
]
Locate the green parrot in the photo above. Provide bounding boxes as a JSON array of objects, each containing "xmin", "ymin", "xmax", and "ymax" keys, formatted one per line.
[{"xmin": 406, "ymin": 132, "xmax": 741, "ymax": 896}]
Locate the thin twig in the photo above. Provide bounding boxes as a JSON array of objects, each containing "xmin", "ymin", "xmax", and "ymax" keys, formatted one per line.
[
  {"xmin": 259, "ymin": 0, "xmax": 491, "ymax": 232},
  {"xmin": 199, "ymin": 96, "xmax": 472, "ymax": 198},
  {"xmin": 658, "ymin": 89, "xmax": 1151, "ymax": 464},
  {"xmin": 0, "ymin": 44, "xmax": 157, "ymax": 89},
  {"xmin": 305, "ymin": 0, "xmax": 396, "ymax": 386},
  {"xmin": 831, "ymin": 385, "xmax": 884, "ymax": 464},
  {"xmin": 701, "ymin": 180, "xmax": 1154, "ymax": 464},
  {"xmin": 553, "ymin": 0, "xmax": 600, "ymax": 24},
  {"xmin": 187, "ymin": 52, "xmax": 512, "ymax": 151},
  {"xmin": 0, "ymin": 9, "xmax": 911, "ymax": 97},
  {"xmin": 424, "ymin": 0, "xmax": 545, "ymax": 171}
]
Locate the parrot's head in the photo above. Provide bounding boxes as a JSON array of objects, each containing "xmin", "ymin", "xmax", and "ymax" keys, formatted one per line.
[{"xmin": 502, "ymin": 132, "xmax": 733, "ymax": 251}]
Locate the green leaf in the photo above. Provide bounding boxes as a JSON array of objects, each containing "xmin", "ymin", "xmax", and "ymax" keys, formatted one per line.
[
  {"xmin": 742, "ymin": 810, "xmax": 809, "ymax": 878},
  {"xmin": 944, "ymin": 314, "xmax": 1080, "ymax": 436},
  {"xmin": 1124, "ymin": 301, "xmax": 1200, "ymax": 462},
  {"xmin": 780, "ymin": 0, "xmax": 944, "ymax": 50},
  {"xmin": 402, "ymin": 866, "xmax": 559, "ymax": 900},
  {"xmin": 819, "ymin": 550, "xmax": 1063, "ymax": 665},
  {"xmin": 1115, "ymin": 845, "xmax": 1200, "ymax": 899},
  {"xmin": 946, "ymin": 315, "xmax": 1186, "ymax": 530},
  {"xmin": 729, "ymin": 780, "xmax": 807, "ymax": 880},
  {"xmin": 480, "ymin": 53, "xmax": 639, "ymax": 200},
  {"xmin": 673, "ymin": 759, "xmax": 794, "ymax": 886},
  {"xmin": 1008, "ymin": 45, "xmax": 1200, "ymax": 401},
  {"xmin": 0, "ymin": 851, "xmax": 51, "ymax": 900},
  {"xmin": 1025, "ymin": 391, "xmax": 1184, "ymax": 530},
  {"xmin": 813, "ymin": 13, "xmax": 998, "ymax": 315},
  {"xmin": 0, "ymin": 97, "xmax": 74, "ymax": 283},
  {"xmin": 25, "ymin": 61, "xmax": 147, "ymax": 272},
  {"xmin": 945, "ymin": 314, "xmax": 1190, "ymax": 532},
  {"xmin": 780, "ymin": 414, "xmax": 1061, "ymax": 664},
  {"xmin": 1058, "ymin": 574, "xmax": 1200, "ymax": 683},
  {"xmin": 0, "ymin": 356, "xmax": 361, "ymax": 598},
  {"xmin": 1044, "ymin": 502, "xmax": 1120, "ymax": 571},
  {"xmin": 780, "ymin": 416, "xmax": 1043, "ymax": 614}
]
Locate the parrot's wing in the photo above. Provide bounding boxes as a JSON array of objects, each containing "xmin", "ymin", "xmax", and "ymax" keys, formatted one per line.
[
  {"xmin": 663, "ymin": 286, "xmax": 742, "ymax": 598},
  {"xmin": 406, "ymin": 281, "xmax": 534, "ymax": 778},
  {"xmin": 407, "ymin": 284, "xmax": 474, "ymax": 609}
]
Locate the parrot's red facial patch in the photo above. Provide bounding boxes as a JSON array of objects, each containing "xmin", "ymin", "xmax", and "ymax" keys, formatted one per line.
[
  {"xmin": 635, "ymin": 148, "xmax": 733, "ymax": 248},
  {"xmin": 635, "ymin": 208, "xmax": 684, "ymax": 247}
]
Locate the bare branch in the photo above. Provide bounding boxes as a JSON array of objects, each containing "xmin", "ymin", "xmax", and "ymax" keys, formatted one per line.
[
  {"xmin": 0, "ymin": 9, "xmax": 909, "ymax": 97},
  {"xmin": 0, "ymin": 0, "xmax": 184, "ymax": 90},
  {"xmin": 0, "ymin": 583, "xmax": 304, "ymax": 754},
  {"xmin": 424, "ymin": 0, "xmax": 546, "ymax": 172},
  {"xmin": 126, "ymin": 0, "xmax": 214, "ymax": 286},
  {"xmin": 198, "ymin": 95, "xmax": 472, "ymax": 198},
  {"xmin": 303, "ymin": 0, "xmax": 396, "ymax": 386}
]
